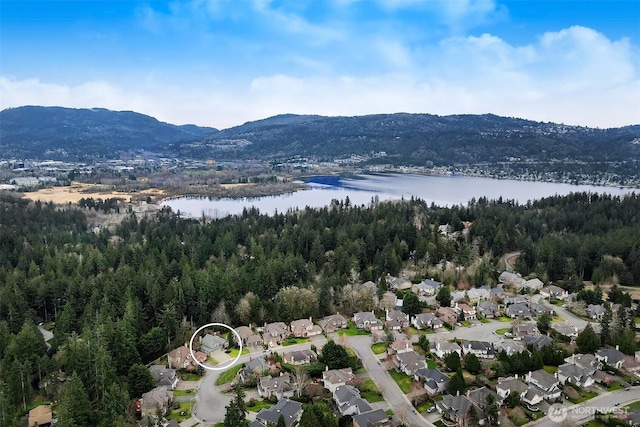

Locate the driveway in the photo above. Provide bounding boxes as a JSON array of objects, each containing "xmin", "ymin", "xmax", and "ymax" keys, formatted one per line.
[{"xmin": 348, "ymin": 335, "xmax": 435, "ymax": 427}]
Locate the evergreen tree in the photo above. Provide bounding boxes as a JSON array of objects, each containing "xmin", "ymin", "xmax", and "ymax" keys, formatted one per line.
[
  {"xmin": 537, "ymin": 312, "xmax": 552, "ymax": 334},
  {"xmin": 601, "ymin": 303, "xmax": 613, "ymax": 346},
  {"xmin": 223, "ymin": 385, "xmax": 249, "ymax": 427},
  {"xmin": 485, "ymin": 393, "xmax": 499, "ymax": 426},
  {"xmin": 444, "ymin": 351, "xmax": 461, "ymax": 372},
  {"xmin": 321, "ymin": 340, "xmax": 353, "ymax": 370},
  {"xmin": 447, "ymin": 369, "xmax": 465, "ymax": 395},
  {"xmin": 57, "ymin": 372, "xmax": 93, "ymax": 427},
  {"xmin": 276, "ymin": 414, "xmax": 286, "ymax": 427},
  {"xmin": 403, "ymin": 292, "xmax": 422, "ymax": 316},
  {"xmin": 576, "ymin": 323, "xmax": 600, "ymax": 353},
  {"xmin": 418, "ymin": 334, "xmax": 430, "ymax": 353},
  {"xmin": 619, "ymin": 327, "xmax": 638, "ymax": 355},
  {"xmin": 436, "ymin": 286, "xmax": 451, "ymax": 308},
  {"xmin": 127, "ymin": 364, "xmax": 154, "ymax": 398},
  {"xmin": 464, "ymin": 353, "xmax": 481, "ymax": 374}
]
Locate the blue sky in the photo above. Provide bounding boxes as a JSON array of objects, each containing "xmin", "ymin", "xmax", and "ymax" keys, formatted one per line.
[{"xmin": 1, "ymin": 0, "xmax": 639, "ymax": 129}]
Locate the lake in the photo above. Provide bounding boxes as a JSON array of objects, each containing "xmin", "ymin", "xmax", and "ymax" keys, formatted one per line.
[{"xmin": 161, "ymin": 173, "xmax": 636, "ymax": 219}]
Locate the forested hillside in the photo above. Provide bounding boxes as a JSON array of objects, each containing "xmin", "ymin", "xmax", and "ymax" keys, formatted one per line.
[{"xmin": 0, "ymin": 191, "xmax": 639, "ymax": 425}]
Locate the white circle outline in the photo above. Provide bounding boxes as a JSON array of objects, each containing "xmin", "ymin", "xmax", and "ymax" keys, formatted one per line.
[{"xmin": 189, "ymin": 322, "xmax": 243, "ymax": 371}]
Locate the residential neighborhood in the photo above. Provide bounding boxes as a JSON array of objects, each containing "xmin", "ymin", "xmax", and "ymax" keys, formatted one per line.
[{"xmin": 124, "ymin": 272, "xmax": 640, "ymax": 427}]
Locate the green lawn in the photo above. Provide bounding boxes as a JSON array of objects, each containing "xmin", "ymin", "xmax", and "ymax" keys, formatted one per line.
[
  {"xmin": 498, "ymin": 316, "xmax": 512, "ymax": 322},
  {"xmin": 227, "ymin": 347, "xmax": 250, "ymax": 357},
  {"xmin": 568, "ymin": 390, "xmax": 597, "ymax": 404},
  {"xmin": 495, "ymin": 328, "xmax": 511, "ymax": 335},
  {"xmin": 388, "ymin": 369, "xmax": 414, "ymax": 394},
  {"xmin": 247, "ymin": 400, "xmax": 274, "ymax": 412},
  {"xmin": 283, "ymin": 337, "xmax": 310, "ymax": 346},
  {"xmin": 434, "ymin": 421, "xmax": 446, "ymax": 427},
  {"xmin": 371, "ymin": 342, "xmax": 388, "ymax": 354},
  {"xmin": 166, "ymin": 402, "xmax": 193, "ymax": 422},
  {"xmin": 215, "ymin": 364, "xmax": 243, "ymax": 385},
  {"xmin": 461, "ymin": 320, "xmax": 471, "ymax": 327},
  {"xmin": 385, "ymin": 409, "xmax": 394, "ymax": 416},
  {"xmin": 338, "ymin": 320, "xmax": 371, "ymax": 336},
  {"xmin": 608, "ymin": 381, "xmax": 623, "ymax": 391},
  {"xmin": 416, "ymin": 401, "xmax": 434, "ymax": 413},
  {"xmin": 173, "ymin": 389, "xmax": 196, "ymax": 397},
  {"xmin": 543, "ymin": 365, "xmax": 558, "ymax": 374},
  {"xmin": 624, "ymin": 401, "xmax": 640, "ymax": 411},
  {"xmin": 479, "ymin": 317, "xmax": 490, "ymax": 323},
  {"xmin": 359, "ymin": 379, "xmax": 384, "ymax": 402},
  {"xmin": 208, "ymin": 356, "xmax": 219, "ymax": 364},
  {"xmin": 426, "ymin": 359, "xmax": 437, "ymax": 368},
  {"xmin": 180, "ymin": 373, "xmax": 202, "ymax": 381}
]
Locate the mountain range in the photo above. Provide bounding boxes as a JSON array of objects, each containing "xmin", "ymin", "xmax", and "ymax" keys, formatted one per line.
[{"xmin": 1, "ymin": 106, "xmax": 638, "ymax": 167}]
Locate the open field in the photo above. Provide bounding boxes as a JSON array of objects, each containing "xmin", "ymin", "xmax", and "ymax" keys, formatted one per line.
[{"xmin": 21, "ymin": 182, "xmax": 167, "ymax": 204}]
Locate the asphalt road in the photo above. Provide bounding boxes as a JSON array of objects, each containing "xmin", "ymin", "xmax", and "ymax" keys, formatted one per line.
[
  {"xmin": 348, "ymin": 335, "xmax": 434, "ymax": 427},
  {"xmin": 526, "ymin": 386, "xmax": 640, "ymax": 426},
  {"xmin": 193, "ymin": 336, "xmax": 328, "ymax": 425}
]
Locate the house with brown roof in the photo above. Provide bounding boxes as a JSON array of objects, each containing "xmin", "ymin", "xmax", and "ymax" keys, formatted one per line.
[
  {"xmin": 318, "ymin": 313, "xmax": 348, "ymax": 333},
  {"xmin": 454, "ymin": 302, "xmax": 476, "ymax": 320},
  {"xmin": 263, "ymin": 322, "xmax": 289, "ymax": 347},
  {"xmin": 436, "ymin": 306, "xmax": 458, "ymax": 324},
  {"xmin": 282, "ymin": 349, "xmax": 317, "ymax": 365},
  {"xmin": 389, "ymin": 339, "xmax": 413, "ymax": 355},
  {"xmin": 140, "ymin": 386, "xmax": 173, "ymax": 417},
  {"xmin": 385, "ymin": 310, "xmax": 409, "ymax": 328},
  {"xmin": 290, "ymin": 318, "xmax": 322, "ymax": 338},
  {"xmin": 28, "ymin": 404, "xmax": 52, "ymax": 427},
  {"xmin": 236, "ymin": 325, "xmax": 263, "ymax": 348},
  {"xmin": 322, "ymin": 367, "xmax": 355, "ymax": 393},
  {"xmin": 412, "ymin": 312, "xmax": 444, "ymax": 329},
  {"xmin": 167, "ymin": 344, "xmax": 207, "ymax": 370}
]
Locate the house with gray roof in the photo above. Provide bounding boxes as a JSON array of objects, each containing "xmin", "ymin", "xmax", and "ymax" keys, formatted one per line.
[
  {"xmin": 386, "ymin": 274, "xmax": 412, "ymax": 291},
  {"xmin": 333, "ymin": 385, "xmax": 373, "ymax": 416},
  {"xmin": 413, "ymin": 279, "xmax": 442, "ymax": 296},
  {"xmin": 318, "ymin": 313, "xmax": 348, "ymax": 333},
  {"xmin": 251, "ymin": 398, "xmax": 302, "ymax": 427},
  {"xmin": 504, "ymin": 296, "xmax": 528, "ymax": 305},
  {"xmin": 522, "ymin": 334, "xmax": 553, "ymax": 351},
  {"xmin": 385, "ymin": 310, "xmax": 409, "ymax": 328},
  {"xmin": 140, "ymin": 386, "xmax": 173, "ymax": 417},
  {"xmin": 352, "ymin": 409, "xmax": 392, "ymax": 427},
  {"xmin": 523, "ymin": 278, "xmax": 544, "ymax": 291},
  {"xmin": 477, "ymin": 301, "xmax": 500, "ymax": 318},
  {"xmin": 524, "ymin": 369, "xmax": 561, "ymax": 400},
  {"xmin": 437, "ymin": 394, "xmax": 486, "ymax": 426},
  {"xmin": 565, "ymin": 353, "xmax": 603, "ymax": 371},
  {"xmin": 496, "ymin": 375, "xmax": 528, "ymax": 399},
  {"xmin": 240, "ymin": 357, "xmax": 270, "ymax": 383},
  {"xmin": 499, "ymin": 272, "xmax": 525, "ymax": 289},
  {"xmin": 495, "ymin": 341, "xmax": 527, "ymax": 356},
  {"xmin": 468, "ymin": 386, "xmax": 503, "ymax": 407},
  {"xmin": 415, "ymin": 368, "xmax": 449, "ymax": 395},
  {"xmin": 200, "ymin": 334, "xmax": 228, "ymax": 354},
  {"xmin": 506, "ymin": 302, "xmax": 531, "ymax": 319},
  {"xmin": 467, "ymin": 287, "xmax": 490, "ymax": 302},
  {"xmin": 149, "ymin": 366, "xmax": 178, "ymax": 390},
  {"xmin": 551, "ymin": 323, "xmax": 579, "ymax": 338},
  {"xmin": 528, "ymin": 302, "xmax": 552, "ymax": 318},
  {"xmin": 322, "ymin": 368, "xmax": 355, "ymax": 393},
  {"xmin": 395, "ymin": 351, "xmax": 427, "ymax": 376},
  {"xmin": 412, "ymin": 312, "xmax": 444, "ymax": 330},
  {"xmin": 540, "ymin": 285, "xmax": 568, "ymax": 300},
  {"xmin": 596, "ymin": 347, "xmax": 626, "ymax": 369},
  {"xmin": 353, "ymin": 311, "xmax": 383, "ymax": 331},
  {"xmin": 557, "ymin": 363, "xmax": 595, "ymax": 388},
  {"xmin": 587, "ymin": 304, "xmax": 606, "ymax": 320},
  {"xmin": 257, "ymin": 374, "xmax": 293, "ymax": 400},
  {"xmin": 431, "ymin": 340, "xmax": 462, "ymax": 359},
  {"xmin": 512, "ymin": 323, "xmax": 540, "ymax": 340},
  {"xmin": 462, "ymin": 341, "xmax": 495, "ymax": 359}
]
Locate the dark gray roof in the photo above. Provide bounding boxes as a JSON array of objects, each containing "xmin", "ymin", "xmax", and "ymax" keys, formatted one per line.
[
  {"xmin": 416, "ymin": 368, "xmax": 449, "ymax": 390},
  {"xmin": 352, "ymin": 409, "xmax": 390, "ymax": 427},
  {"xmin": 255, "ymin": 399, "xmax": 302, "ymax": 427},
  {"xmin": 596, "ymin": 348, "xmax": 626, "ymax": 365}
]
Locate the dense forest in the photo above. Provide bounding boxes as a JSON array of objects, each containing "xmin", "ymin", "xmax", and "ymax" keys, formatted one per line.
[{"xmin": 0, "ymin": 190, "xmax": 639, "ymax": 425}]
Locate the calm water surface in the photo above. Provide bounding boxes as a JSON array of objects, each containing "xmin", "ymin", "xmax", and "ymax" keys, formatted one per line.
[{"xmin": 161, "ymin": 173, "xmax": 636, "ymax": 219}]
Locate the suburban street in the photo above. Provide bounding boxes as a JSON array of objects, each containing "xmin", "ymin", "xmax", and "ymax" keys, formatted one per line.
[
  {"xmin": 186, "ymin": 299, "xmax": 597, "ymax": 426},
  {"xmin": 191, "ymin": 336, "xmax": 328, "ymax": 425},
  {"xmin": 348, "ymin": 335, "xmax": 435, "ymax": 427},
  {"xmin": 526, "ymin": 386, "xmax": 640, "ymax": 426}
]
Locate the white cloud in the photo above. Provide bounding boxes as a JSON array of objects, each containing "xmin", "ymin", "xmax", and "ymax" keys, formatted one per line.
[{"xmin": 2, "ymin": 26, "xmax": 639, "ymax": 129}]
